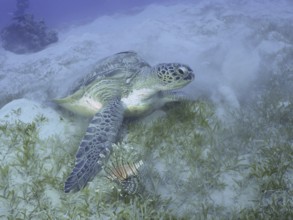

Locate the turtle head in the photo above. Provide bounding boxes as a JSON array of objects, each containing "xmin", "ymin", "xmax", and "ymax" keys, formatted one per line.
[{"xmin": 152, "ymin": 63, "xmax": 194, "ymax": 90}]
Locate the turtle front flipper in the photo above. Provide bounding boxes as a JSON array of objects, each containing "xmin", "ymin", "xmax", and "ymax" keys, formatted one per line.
[{"xmin": 64, "ymin": 98, "xmax": 124, "ymax": 193}]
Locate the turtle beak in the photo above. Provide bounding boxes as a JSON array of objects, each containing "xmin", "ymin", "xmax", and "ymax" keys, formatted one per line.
[
  {"xmin": 184, "ymin": 73, "xmax": 194, "ymax": 81},
  {"xmin": 184, "ymin": 68, "xmax": 194, "ymax": 81}
]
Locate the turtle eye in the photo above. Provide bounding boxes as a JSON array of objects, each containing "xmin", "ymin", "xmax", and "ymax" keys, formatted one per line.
[{"xmin": 178, "ymin": 68, "xmax": 185, "ymax": 75}]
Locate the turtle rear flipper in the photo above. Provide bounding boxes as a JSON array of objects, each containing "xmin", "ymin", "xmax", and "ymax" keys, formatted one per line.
[{"xmin": 64, "ymin": 98, "xmax": 124, "ymax": 193}]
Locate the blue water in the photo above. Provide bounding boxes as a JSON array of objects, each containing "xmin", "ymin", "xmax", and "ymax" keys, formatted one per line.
[{"xmin": 0, "ymin": 0, "xmax": 178, "ymax": 28}]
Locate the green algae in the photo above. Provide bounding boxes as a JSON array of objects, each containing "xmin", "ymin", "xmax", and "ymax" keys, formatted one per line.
[{"xmin": 0, "ymin": 92, "xmax": 292, "ymax": 219}]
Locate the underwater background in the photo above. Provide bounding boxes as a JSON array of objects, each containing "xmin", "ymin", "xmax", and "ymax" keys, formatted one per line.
[{"xmin": 0, "ymin": 0, "xmax": 292, "ymax": 219}]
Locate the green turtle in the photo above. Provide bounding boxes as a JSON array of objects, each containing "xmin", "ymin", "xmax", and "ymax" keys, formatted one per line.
[{"xmin": 55, "ymin": 51, "xmax": 194, "ymax": 193}]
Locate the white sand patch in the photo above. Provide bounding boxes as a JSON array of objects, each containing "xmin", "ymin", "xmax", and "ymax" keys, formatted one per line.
[
  {"xmin": 0, "ymin": 98, "xmax": 74, "ymax": 140},
  {"xmin": 0, "ymin": 98, "xmax": 77, "ymax": 178},
  {"xmin": 0, "ymin": 98, "xmax": 82, "ymax": 218},
  {"xmin": 210, "ymin": 172, "xmax": 253, "ymax": 208}
]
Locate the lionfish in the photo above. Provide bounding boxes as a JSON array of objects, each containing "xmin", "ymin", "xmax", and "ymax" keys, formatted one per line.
[{"xmin": 104, "ymin": 158, "xmax": 144, "ymax": 195}]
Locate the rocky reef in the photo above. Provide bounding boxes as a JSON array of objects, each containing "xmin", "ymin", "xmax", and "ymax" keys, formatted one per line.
[{"xmin": 0, "ymin": 0, "xmax": 58, "ymax": 54}]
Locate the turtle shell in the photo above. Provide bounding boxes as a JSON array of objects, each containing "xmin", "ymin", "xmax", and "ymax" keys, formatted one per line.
[
  {"xmin": 54, "ymin": 51, "xmax": 151, "ymax": 116},
  {"xmin": 70, "ymin": 51, "xmax": 151, "ymax": 94}
]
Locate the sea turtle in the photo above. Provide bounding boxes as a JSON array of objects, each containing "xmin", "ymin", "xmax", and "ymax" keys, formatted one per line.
[{"xmin": 55, "ymin": 51, "xmax": 194, "ymax": 193}]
